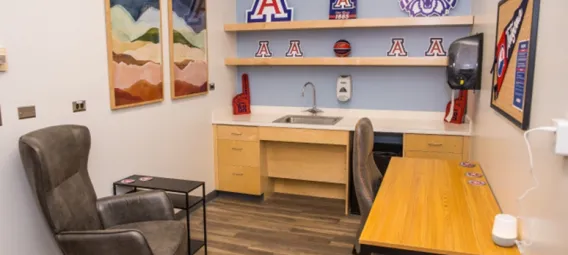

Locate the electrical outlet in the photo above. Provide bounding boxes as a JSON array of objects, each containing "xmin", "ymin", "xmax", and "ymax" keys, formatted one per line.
[
  {"xmin": 209, "ymin": 83, "xmax": 215, "ymax": 91},
  {"xmin": 72, "ymin": 100, "xmax": 86, "ymax": 112},
  {"xmin": 18, "ymin": 106, "xmax": 36, "ymax": 119}
]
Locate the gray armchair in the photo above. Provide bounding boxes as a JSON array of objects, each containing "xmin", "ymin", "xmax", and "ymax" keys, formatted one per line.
[
  {"xmin": 352, "ymin": 118, "xmax": 383, "ymax": 254},
  {"xmin": 19, "ymin": 125, "xmax": 187, "ymax": 255}
]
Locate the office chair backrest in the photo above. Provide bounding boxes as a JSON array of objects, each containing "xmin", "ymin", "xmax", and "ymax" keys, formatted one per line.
[
  {"xmin": 19, "ymin": 125, "xmax": 102, "ymax": 234},
  {"xmin": 353, "ymin": 118, "xmax": 383, "ymax": 213}
]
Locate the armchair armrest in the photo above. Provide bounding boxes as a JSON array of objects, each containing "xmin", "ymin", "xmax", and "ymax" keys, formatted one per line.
[
  {"xmin": 56, "ymin": 229, "xmax": 153, "ymax": 255},
  {"xmin": 97, "ymin": 190, "xmax": 174, "ymax": 228}
]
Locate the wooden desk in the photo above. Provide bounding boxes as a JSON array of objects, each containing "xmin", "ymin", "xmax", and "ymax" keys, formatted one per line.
[{"xmin": 359, "ymin": 158, "xmax": 519, "ymax": 255}]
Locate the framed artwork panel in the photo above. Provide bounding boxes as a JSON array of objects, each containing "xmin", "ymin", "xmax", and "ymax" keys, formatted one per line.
[
  {"xmin": 105, "ymin": 0, "xmax": 165, "ymax": 110},
  {"xmin": 168, "ymin": 0, "xmax": 208, "ymax": 100},
  {"xmin": 491, "ymin": 0, "xmax": 540, "ymax": 130}
]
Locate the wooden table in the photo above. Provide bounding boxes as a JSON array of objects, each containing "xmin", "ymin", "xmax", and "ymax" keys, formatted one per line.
[{"xmin": 359, "ymin": 158, "xmax": 519, "ymax": 255}]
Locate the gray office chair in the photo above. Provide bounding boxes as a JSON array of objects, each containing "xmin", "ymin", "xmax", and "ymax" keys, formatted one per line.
[
  {"xmin": 19, "ymin": 125, "xmax": 187, "ymax": 255},
  {"xmin": 352, "ymin": 118, "xmax": 383, "ymax": 254}
]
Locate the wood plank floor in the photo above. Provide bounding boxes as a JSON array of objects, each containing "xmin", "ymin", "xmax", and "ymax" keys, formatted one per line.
[{"xmin": 188, "ymin": 193, "xmax": 361, "ymax": 255}]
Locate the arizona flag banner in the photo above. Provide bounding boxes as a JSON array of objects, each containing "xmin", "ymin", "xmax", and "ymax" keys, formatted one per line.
[{"xmin": 491, "ymin": 0, "xmax": 529, "ymax": 99}]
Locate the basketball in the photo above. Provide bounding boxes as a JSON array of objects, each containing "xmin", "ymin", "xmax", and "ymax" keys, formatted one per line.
[{"xmin": 334, "ymin": 39, "xmax": 351, "ymax": 57}]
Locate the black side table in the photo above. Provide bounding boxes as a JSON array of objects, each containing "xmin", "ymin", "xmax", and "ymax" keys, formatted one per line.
[{"xmin": 113, "ymin": 175, "xmax": 207, "ymax": 255}]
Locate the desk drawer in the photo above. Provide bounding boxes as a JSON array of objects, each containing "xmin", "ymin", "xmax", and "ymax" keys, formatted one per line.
[
  {"xmin": 217, "ymin": 125, "xmax": 258, "ymax": 141},
  {"xmin": 404, "ymin": 134, "xmax": 463, "ymax": 154},
  {"xmin": 405, "ymin": 151, "xmax": 463, "ymax": 161},
  {"xmin": 218, "ymin": 140, "xmax": 259, "ymax": 167},
  {"xmin": 218, "ymin": 165, "xmax": 261, "ymax": 195},
  {"xmin": 259, "ymin": 127, "xmax": 349, "ymax": 145}
]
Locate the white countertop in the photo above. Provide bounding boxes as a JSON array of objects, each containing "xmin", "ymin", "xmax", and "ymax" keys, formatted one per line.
[{"xmin": 212, "ymin": 106, "xmax": 472, "ymax": 136}]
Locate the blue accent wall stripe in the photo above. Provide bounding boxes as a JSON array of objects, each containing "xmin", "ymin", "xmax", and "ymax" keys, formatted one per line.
[
  {"xmin": 238, "ymin": 66, "xmax": 452, "ymax": 111},
  {"xmin": 235, "ymin": 0, "xmax": 472, "ymax": 111},
  {"xmin": 237, "ymin": 27, "xmax": 472, "ymax": 58},
  {"xmin": 237, "ymin": 0, "xmax": 472, "ymax": 22}
]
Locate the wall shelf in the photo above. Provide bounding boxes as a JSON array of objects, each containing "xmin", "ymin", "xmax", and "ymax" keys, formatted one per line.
[
  {"xmin": 225, "ymin": 57, "xmax": 448, "ymax": 67},
  {"xmin": 224, "ymin": 16, "xmax": 474, "ymax": 32}
]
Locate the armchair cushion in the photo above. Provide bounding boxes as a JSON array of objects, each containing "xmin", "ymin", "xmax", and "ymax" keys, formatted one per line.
[
  {"xmin": 55, "ymin": 229, "xmax": 153, "ymax": 255},
  {"xmin": 109, "ymin": 220, "xmax": 187, "ymax": 255},
  {"xmin": 96, "ymin": 190, "xmax": 174, "ymax": 228}
]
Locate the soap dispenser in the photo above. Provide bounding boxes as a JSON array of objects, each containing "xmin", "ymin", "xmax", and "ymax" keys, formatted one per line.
[{"xmin": 337, "ymin": 75, "xmax": 352, "ymax": 102}]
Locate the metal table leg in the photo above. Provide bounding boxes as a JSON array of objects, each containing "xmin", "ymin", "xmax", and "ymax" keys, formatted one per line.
[
  {"xmin": 202, "ymin": 184, "xmax": 207, "ymax": 254},
  {"xmin": 360, "ymin": 244, "xmax": 372, "ymax": 255},
  {"xmin": 186, "ymin": 193, "xmax": 191, "ymax": 255}
]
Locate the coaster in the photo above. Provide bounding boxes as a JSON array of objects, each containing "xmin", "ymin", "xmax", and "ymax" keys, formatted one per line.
[
  {"xmin": 460, "ymin": 162, "xmax": 476, "ymax": 168},
  {"xmin": 120, "ymin": 179, "xmax": 135, "ymax": 184},
  {"xmin": 139, "ymin": 177, "xmax": 153, "ymax": 182},
  {"xmin": 468, "ymin": 180, "xmax": 486, "ymax": 186},
  {"xmin": 465, "ymin": 172, "xmax": 483, "ymax": 178}
]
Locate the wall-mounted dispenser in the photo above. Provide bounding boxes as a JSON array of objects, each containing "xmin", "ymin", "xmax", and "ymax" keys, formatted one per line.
[
  {"xmin": 447, "ymin": 33, "xmax": 483, "ymax": 90},
  {"xmin": 337, "ymin": 75, "xmax": 352, "ymax": 102}
]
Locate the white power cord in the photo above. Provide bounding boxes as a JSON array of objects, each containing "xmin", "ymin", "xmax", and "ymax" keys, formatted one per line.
[{"xmin": 516, "ymin": 126, "xmax": 557, "ymax": 252}]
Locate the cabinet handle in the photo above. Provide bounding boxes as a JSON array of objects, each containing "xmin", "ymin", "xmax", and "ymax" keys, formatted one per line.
[
  {"xmin": 232, "ymin": 147, "xmax": 243, "ymax": 151},
  {"xmin": 428, "ymin": 143, "xmax": 443, "ymax": 147},
  {"xmin": 231, "ymin": 132, "xmax": 242, "ymax": 136},
  {"xmin": 233, "ymin": 172, "xmax": 244, "ymax": 176}
]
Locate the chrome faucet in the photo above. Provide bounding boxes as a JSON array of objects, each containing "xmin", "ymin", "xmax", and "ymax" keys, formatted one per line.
[{"xmin": 302, "ymin": 82, "xmax": 323, "ymax": 114}]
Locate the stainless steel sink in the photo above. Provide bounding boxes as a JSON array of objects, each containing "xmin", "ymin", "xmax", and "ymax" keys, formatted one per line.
[{"xmin": 273, "ymin": 115, "xmax": 343, "ymax": 126}]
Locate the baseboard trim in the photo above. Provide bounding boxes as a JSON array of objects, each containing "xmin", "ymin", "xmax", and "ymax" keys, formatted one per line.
[{"xmin": 215, "ymin": 190, "xmax": 264, "ymax": 202}]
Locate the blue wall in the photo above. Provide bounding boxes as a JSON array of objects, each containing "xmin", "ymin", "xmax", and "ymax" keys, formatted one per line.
[{"xmin": 236, "ymin": 0, "xmax": 472, "ymax": 111}]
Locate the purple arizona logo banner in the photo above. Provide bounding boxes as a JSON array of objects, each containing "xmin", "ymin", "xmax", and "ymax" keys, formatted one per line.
[
  {"xmin": 247, "ymin": 0, "xmax": 293, "ymax": 23},
  {"xmin": 398, "ymin": 0, "xmax": 458, "ymax": 17}
]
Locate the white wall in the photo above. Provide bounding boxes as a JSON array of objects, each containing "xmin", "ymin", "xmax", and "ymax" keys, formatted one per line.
[
  {"xmin": 0, "ymin": 0, "xmax": 236, "ymax": 254},
  {"xmin": 470, "ymin": 0, "xmax": 568, "ymax": 254}
]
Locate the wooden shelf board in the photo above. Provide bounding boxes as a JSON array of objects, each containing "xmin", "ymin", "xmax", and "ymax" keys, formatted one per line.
[
  {"xmin": 225, "ymin": 57, "xmax": 448, "ymax": 67},
  {"xmin": 225, "ymin": 16, "xmax": 474, "ymax": 32}
]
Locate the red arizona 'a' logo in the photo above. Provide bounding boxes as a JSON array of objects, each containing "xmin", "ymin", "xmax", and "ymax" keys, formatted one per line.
[
  {"xmin": 333, "ymin": 0, "xmax": 355, "ymax": 9},
  {"xmin": 387, "ymin": 38, "xmax": 408, "ymax": 57},
  {"xmin": 255, "ymin": 41, "xmax": 273, "ymax": 58},
  {"xmin": 425, "ymin": 38, "xmax": 447, "ymax": 56},
  {"xmin": 247, "ymin": 0, "xmax": 293, "ymax": 23},
  {"xmin": 285, "ymin": 40, "xmax": 304, "ymax": 57}
]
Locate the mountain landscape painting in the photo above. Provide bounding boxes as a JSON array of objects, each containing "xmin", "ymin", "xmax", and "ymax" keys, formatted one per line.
[
  {"xmin": 106, "ymin": 0, "xmax": 164, "ymax": 109},
  {"xmin": 169, "ymin": 0, "xmax": 208, "ymax": 99}
]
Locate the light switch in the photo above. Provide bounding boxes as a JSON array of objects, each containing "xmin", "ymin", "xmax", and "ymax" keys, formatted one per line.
[
  {"xmin": 18, "ymin": 106, "xmax": 36, "ymax": 119},
  {"xmin": 0, "ymin": 48, "xmax": 6, "ymax": 72}
]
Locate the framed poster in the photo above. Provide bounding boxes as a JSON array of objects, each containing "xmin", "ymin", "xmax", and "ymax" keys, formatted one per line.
[
  {"xmin": 491, "ymin": 0, "xmax": 540, "ymax": 130},
  {"xmin": 168, "ymin": 0, "xmax": 208, "ymax": 99},
  {"xmin": 105, "ymin": 0, "xmax": 164, "ymax": 110}
]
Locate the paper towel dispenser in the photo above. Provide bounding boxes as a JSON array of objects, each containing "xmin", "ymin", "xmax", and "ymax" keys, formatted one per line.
[{"xmin": 447, "ymin": 33, "xmax": 483, "ymax": 90}]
